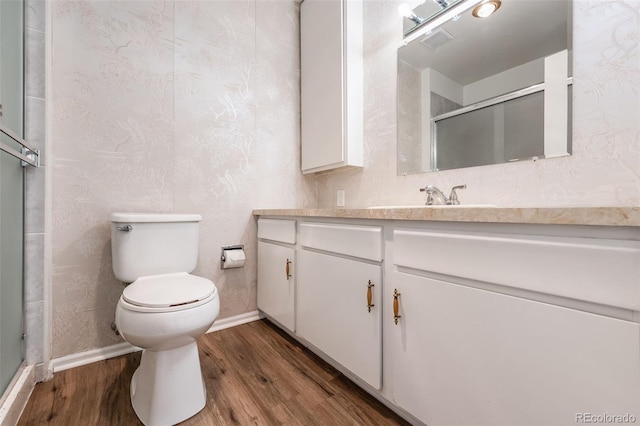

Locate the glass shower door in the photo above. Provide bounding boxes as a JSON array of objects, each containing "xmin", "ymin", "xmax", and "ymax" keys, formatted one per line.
[
  {"xmin": 0, "ymin": 0, "xmax": 25, "ymax": 396},
  {"xmin": 0, "ymin": 141, "xmax": 24, "ymax": 396}
]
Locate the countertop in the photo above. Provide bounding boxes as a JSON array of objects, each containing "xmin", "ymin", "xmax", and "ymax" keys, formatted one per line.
[{"xmin": 252, "ymin": 206, "xmax": 640, "ymax": 227}]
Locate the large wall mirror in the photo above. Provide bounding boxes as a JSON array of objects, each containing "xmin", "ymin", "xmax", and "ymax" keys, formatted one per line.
[{"xmin": 397, "ymin": 0, "xmax": 572, "ymax": 175}]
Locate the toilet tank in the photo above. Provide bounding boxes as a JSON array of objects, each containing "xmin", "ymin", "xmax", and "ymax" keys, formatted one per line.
[{"xmin": 110, "ymin": 213, "xmax": 202, "ymax": 283}]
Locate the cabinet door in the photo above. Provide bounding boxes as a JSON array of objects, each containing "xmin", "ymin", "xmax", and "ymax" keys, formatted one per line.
[
  {"xmin": 390, "ymin": 272, "xmax": 640, "ymax": 426},
  {"xmin": 298, "ymin": 250, "xmax": 382, "ymax": 389},
  {"xmin": 300, "ymin": 0, "xmax": 362, "ymax": 174},
  {"xmin": 257, "ymin": 241, "xmax": 295, "ymax": 332},
  {"xmin": 300, "ymin": 0, "xmax": 343, "ymax": 172}
]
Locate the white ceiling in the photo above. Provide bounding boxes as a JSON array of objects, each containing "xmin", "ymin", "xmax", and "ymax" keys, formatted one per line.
[{"xmin": 399, "ymin": 0, "xmax": 571, "ymax": 85}]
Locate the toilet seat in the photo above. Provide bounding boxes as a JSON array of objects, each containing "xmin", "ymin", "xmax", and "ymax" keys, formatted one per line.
[{"xmin": 122, "ymin": 272, "xmax": 216, "ymax": 313}]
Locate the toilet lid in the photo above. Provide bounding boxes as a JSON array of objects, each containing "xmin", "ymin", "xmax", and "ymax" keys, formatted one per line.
[{"xmin": 123, "ymin": 272, "xmax": 216, "ymax": 308}]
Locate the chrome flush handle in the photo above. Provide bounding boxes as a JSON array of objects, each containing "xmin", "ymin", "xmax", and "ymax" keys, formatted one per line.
[{"xmin": 116, "ymin": 225, "xmax": 133, "ymax": 232}]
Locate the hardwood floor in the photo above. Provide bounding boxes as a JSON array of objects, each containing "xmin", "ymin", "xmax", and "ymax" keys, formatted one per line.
[{"xmin": 19, "ymin": 320, "xmax": 409, "ymax": 425}]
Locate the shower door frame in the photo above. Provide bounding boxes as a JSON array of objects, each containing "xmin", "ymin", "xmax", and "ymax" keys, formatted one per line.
[{"xmin": 0, "ymin": 0, "xmax": 39, "ymax": 403}]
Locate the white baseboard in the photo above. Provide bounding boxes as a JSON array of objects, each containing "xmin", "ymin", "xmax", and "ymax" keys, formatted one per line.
[
  {"xmin": 52, "ymin": 341, "xmax": 142, "ymax": 373},
  {"xmin": 0, "ymin": 364, "xmax": 35, "ymax": 426},
  {"xmin": 206, "ymin": 310, "xmax": 263, "ymax": 334},
  {"xmin": 52, "ymin": 310, "xmax": 262, "ymax": 373}
]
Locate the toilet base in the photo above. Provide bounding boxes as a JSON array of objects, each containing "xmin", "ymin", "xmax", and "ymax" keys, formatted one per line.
[{"xmin": 130, "ymin": 342, "xmax": 207, "ymax": 426}]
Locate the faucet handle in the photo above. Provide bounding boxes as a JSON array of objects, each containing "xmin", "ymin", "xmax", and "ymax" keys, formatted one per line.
[
  {"xmin": 449, "ymin": 185, "xmax": 467, "ymax": 205},
  {"xmin": 419, "ymin": 185, "xmax": 439, "ymax": 205},
  {"xmin": 419, "ymin": 186, "xmax": 432, "ymax": 205}
]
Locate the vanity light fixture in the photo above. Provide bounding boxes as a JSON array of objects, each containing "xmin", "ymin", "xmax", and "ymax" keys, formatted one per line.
[
  {"xmin": 399, "ymin": 3, "xmax": 426, "ymax": 25},
  {"xmin": 433, "ymin": 0, "xmax": 450, "ymax": 9},
  {"xmin": 472, "ymin": 0, "xmax": 501, "ymax": 18},
  {"xmin": 403, "ymin": 0, "xmax": 484, "ymax": 44}
]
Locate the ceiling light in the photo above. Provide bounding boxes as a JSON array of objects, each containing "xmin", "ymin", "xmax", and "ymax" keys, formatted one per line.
[{"xmin": 472, "ymin": 0, "xmax": 501, "ymax": 18}]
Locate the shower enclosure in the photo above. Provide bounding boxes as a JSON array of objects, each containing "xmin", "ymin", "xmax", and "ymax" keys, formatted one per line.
[{"xmin": 0, "ymin": 0, "xmax": 29, "ymax": 397}]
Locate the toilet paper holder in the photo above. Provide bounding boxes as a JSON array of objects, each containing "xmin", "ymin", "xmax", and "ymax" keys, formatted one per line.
[{"xmin": 221, "ymin": 245, "xmax": 245, "ymax": 269}]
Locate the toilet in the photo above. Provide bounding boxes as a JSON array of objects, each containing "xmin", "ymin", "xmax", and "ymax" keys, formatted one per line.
[{"xmin": 111, "ymin": 212, "xmax": 219, "ymax": 426}]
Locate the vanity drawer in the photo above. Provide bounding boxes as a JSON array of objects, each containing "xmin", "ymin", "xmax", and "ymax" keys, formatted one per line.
[
  {"xmin": 258, "ymin": 218, "xmax": 296, "ymax": 244},
  {"xmin": 394, "ymin": 228, "xmax": 640, "ymax": 310},
  {"xmin": 300, "ymin": 222, "xmax": 382, "ymax": 262}
]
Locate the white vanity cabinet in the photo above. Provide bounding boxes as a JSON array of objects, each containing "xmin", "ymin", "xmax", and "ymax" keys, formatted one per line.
[
  {"xmin": 300, "ymin": 0, "xmax": 363, "ymax": 174},
  {"xmin": 389, "ymin": 226, "xmax": 640, "ymax": 425},
  {"xmin": 255, "ymin": 213, "xmax": 640, "ymax": 425},
  {"xmin": 257, "ymin": 219, "xmax": 297, "ymax": 332},
  {"xmin": 297, "ymin": 222, "xmax": 383, "ymax": 389},
  {"xmin": 390, "ymin": 273, "xmax": 640, "ymax": 426}
]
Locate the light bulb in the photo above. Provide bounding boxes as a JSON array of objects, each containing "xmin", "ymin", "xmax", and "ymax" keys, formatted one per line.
[
  {"xmin": 476, "ymin": 3, "xmax": 496, "ymax": 17},
  {"xmin": 398, "ymin": 3, "xmax": 413, "ymax": 18},
  {"xmin": 472, "ymin": 0, "xmax": 501, "ymax": 18}
]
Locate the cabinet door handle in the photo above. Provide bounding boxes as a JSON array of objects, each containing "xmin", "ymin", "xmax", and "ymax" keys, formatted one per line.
[
  {"xmin": 285, "ymin": 258, "xmax": 292, "ymax": 280},
  {"xmin": 393, "ymin": 289, "xmax": 401, "ymax": 325},
  {"xmin": 367, "ymin": 280, "xmax": 375, "ymax": 312}
]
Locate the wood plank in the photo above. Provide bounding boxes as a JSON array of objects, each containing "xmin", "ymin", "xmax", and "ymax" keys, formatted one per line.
[{"xmin": 19, "ymin": 320, "xmax": 409, "ymax": 425}]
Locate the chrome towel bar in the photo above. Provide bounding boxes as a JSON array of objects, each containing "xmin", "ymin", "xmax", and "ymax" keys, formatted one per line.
[{"xmin": 0, "ymin": 122, "xmax": 39, "ymax": 167}]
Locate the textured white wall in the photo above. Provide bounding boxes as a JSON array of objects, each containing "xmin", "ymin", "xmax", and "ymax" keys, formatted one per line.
[
  {"xmin": 49, "ymin": 0, "xmax": 639, "ymax": 358},
  {"xmin": 317, "ymin": 0, "xmax": 640, "ymax": 208},
  {"xmin": 51, "ymin": 0, "xmax": 315, "ymax": 358}
]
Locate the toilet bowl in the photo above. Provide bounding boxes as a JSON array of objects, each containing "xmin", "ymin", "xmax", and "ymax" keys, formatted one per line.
[
  {"xmin": 110, "ymin": 213, "xmax": 219, "ymax": 426},
  {"xmin": 116, "ymin": 273, "xmax": 219, "ymax": 426}
]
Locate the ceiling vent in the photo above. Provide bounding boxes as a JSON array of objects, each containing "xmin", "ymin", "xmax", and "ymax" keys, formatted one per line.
[{"xmin": 419, "ymin": 28, "xmax": 454, "ymax": 51}]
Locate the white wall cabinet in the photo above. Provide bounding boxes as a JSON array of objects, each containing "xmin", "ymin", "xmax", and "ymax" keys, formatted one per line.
[
  {"xmin": 257, "ymin": 219, "xmax": 296, "ymax": 332},
  {"xmin": 389, "ymin": 272, "xmax": 640, "ymax": 426},
  {"xmin": 300, "ymin": 0, "xmax": 363, "ymax": 174}
]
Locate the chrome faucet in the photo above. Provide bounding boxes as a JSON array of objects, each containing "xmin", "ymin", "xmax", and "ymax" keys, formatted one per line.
[
  {"xmin": 420, "ymin": 185, "xmax": 448, "ymax": 205},
  {"xmin": 419, "ymin": 184, "xmax": 467, "ymax": 205}
]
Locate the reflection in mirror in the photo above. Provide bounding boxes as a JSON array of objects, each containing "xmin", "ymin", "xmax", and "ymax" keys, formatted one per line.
[
  {"xmin": 397, "ymin": 0, "xmax": 572, "ymax": 175},
  {"xmin": 400, "ymin": 0, "xmax": 465, "ymax": 36}
]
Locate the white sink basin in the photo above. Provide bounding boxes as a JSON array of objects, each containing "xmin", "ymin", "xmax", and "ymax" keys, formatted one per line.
[{"xmin": 367, "ymin": 204, "xmax": 496, "ymax": 209}]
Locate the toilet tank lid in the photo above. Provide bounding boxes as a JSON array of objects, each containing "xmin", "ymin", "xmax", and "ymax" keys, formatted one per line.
[{"xmin": 110, "ymin": 212, "xmax": 202, "ymax": 223}]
